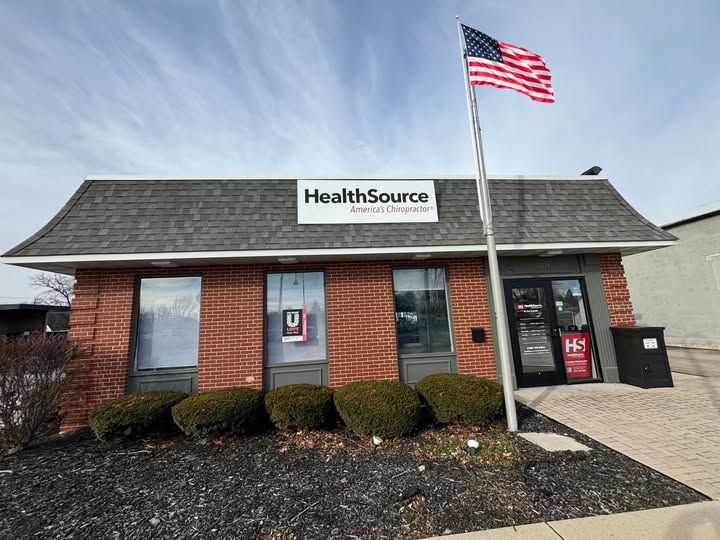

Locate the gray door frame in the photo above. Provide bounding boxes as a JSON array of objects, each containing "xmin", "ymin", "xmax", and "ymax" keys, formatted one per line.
[
  {"xmin": 504, "ymin": 275, "xmax": 602, "ymax": 387},
  {"xmin": 489, "ymin": 255, "xmax": 620, "ymax": 388}
]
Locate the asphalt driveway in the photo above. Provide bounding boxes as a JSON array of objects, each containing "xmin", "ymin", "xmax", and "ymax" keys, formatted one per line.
[{"xmin": 515, "ymin": 371, "xmax": 720, "ymax": 500}]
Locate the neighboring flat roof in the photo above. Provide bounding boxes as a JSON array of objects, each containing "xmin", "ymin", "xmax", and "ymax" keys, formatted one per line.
[
  {"xmin": 0, "ymin": 176, "xmax": 677, "ymax": 272},
  {"xmin": 662, "ymin": 208, "xmax": 720, "ymax": 230},
  {"xmin": 0, "ymin": 304, "xmax": 70, "ymax": 312}
]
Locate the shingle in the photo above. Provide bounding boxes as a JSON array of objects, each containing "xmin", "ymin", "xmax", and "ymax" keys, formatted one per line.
[{"xmin": 2, "ymin": 177, "xmax": 676, "ymax": 257}]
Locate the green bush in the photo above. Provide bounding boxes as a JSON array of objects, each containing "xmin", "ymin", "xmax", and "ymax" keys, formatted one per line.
[
  {"xmin": 88, "ymin": 390, "xmax": 188, "ymax": 442},
  {"xmin": 265, "ymin": 384, "xmax": 336, "ymax": 430},
  {"xmin": 171, "ymin": 387, "xmax": 264, "ymax": 438},
  {"xmin": 416, "ymin": 373, "xmax": 504, "ymax": 425},
  {"xmin": 334, "ymin": 380, "xmax": 421, "ymax": 437}
]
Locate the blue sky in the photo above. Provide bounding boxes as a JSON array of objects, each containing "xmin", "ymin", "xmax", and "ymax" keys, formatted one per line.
[{"xmin": 1, "ymin": 0, "xmax": 719, "ymax": 301}]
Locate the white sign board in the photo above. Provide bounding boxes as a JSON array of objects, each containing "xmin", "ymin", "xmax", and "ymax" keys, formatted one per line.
[
  {"xmin": 297, "ymin": 180, "xmax": 439, "ymax": 224},
  {"xmin": 643, "ymin": 338, "xmax": 659, "ymax": 350}
]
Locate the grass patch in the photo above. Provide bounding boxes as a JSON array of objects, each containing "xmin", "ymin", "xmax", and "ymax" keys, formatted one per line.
[
  {"xmin": 265, "ymin": 421, "xmax": 522, "ymax": 465},
  {"xmin": 414, "ymin": 424, "xmax": 521, "ymax": 464}
]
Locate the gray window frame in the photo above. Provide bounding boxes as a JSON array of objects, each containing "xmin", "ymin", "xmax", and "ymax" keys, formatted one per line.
[
  {"xmin": 128, "ymin": 274, "xmax": 203, "ymax": 374},
  {"xmin": 391, "ymin": 265, "xmax": 456, "ymax": 358},
  {"xmin": 263, "ymin": 269, "xmax": 329, "ymax": 368}
]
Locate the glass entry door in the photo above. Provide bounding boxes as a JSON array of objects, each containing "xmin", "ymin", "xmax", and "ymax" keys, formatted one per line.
[{"xmin": 505, "ymin": 278, "xmax": 600, "ymax": 387}]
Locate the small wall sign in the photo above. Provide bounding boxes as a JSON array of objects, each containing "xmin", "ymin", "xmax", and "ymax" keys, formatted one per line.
[
  {"xmin": 297, "ymin": 179, "xmax": 439, "ymax": 224},
  {"xmin": 282, "ymin": 308, "xmax": 307, "ymax": 343},
  {"xmin": 642, "ymin": 338, "xmax": 658, "ymax": 350},
  {"xmin": 562, "ymin": 332, "xmax": 592, "ymax": 378}
]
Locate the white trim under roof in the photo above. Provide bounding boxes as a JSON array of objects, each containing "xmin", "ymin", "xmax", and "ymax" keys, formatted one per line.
[
  {"xmin": 2, "ymin": 245, "xmax": 487, "ymax": 265},
  {"xmin": 0, "ymin": 240, "xmax": 676, "ymax": 268},
  {"xmin": 497, "ymin": 240, "xmax": 675, "ymax": 251},
  {"xmin": 84, "ymin": 174, "xmax": 610, "ymax": 182}
]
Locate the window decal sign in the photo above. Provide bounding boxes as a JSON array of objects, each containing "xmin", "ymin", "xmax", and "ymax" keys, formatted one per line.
[
  {"xmin": 297, "ymin": 179, "xmax": 439, "ymax": 224},
  {"xmin": 562, "ymin": 332, "xmax": 591, "ymax": 378},
  {"xmin": 282, "ymin": 308, "xmax": 307, "ymax": 343}
]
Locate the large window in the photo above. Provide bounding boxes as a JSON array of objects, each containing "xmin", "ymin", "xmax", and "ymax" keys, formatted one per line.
[
  {"xmin": 134, "ymin": 276, "xmax": 202, "ymax": 370},
  {"xmin": 393, "ymin": 268, "xmax": 452, "ymax": 355},
  {"xmin": 266, "ymin": 271, "xmax": 327, "ymax": 364}
]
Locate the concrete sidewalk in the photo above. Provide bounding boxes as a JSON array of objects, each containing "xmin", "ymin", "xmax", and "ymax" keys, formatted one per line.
[{"xmin": 426, "ymin": 501, "xmax": 720, "ymax": 539}]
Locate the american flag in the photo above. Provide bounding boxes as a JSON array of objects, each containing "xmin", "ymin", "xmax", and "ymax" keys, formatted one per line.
[{"xmin": 461, "ymin": 24, "xmax": 554, "ymax": 103}]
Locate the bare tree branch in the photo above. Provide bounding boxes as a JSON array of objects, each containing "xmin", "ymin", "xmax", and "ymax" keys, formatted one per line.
[{"xmin": 29, "ymin": 273, "xmax": 74, "ymax": 306}]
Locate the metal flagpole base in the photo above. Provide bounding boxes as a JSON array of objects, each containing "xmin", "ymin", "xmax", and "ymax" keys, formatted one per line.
[{"xmin": 485, "ymin": 230, "xmax": 518, "ymax": 432}]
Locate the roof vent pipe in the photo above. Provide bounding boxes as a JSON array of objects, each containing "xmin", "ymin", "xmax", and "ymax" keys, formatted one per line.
[{"xmin": 581, "ymin": 166, "xmax": 602, "ymax": 175}]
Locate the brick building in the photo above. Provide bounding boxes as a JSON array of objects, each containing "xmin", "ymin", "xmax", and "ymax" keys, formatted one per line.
[{"xmin": 0, "ymin": 175, "xmax": 676, "ymax": 432}]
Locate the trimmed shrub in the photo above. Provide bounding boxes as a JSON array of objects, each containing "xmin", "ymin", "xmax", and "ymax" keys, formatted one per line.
[
  {"xmin": 88, "ymin": 390, "xmax": 187, "ymax": 442},
  {"xmin": 334, "ymin": 380, "xmax": 421, "ymax": 437},
  {"xmin": 171, "ymin": 387, "xmax": 264, "ymax": 438},
  {"xmin": 265, "ymin": 384, "xmax": 336, "ymax": 430},
  {"xmin": 416, "ymin": 373, "xmax": 504, "ymax": 425}
]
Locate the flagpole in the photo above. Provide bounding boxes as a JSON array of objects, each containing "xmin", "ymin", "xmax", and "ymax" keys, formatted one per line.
[{"xmin": 456, "ymin": 16, "xmax": 518, "ymax": 432}]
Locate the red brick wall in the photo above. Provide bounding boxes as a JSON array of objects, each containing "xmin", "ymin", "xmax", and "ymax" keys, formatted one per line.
[
  {"xmin": 197, "ymin": 267, "xmax": 264, "ymax": 391},
  {"xmin": 326, "ymin": 263, "xmax": 399, "ymax": 387},
  {"xmin": 325, "ymin": 259, "xmax": 496, "ymax": 386},
  {"xmin": 445, "ymin": 260, "xmax": 497, "ymax": 379},
  {"xmin": 62, "ymin": 269, "xmax": 135, "ymax": 431},
  {"xmin": 61, "ymin": 259, "xmax": 497, "ymax": 431},
  {"xmin": 61, "ymin": 265, "xmax": 266, "ymax": 432},
  {"xmin": 599, "ymin": 253, "xmax": 636, "ymax": 327}
]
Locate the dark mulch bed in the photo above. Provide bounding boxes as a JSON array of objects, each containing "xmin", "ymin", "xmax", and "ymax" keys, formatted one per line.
[{"xmin": 0, "ymin": 405, "xmax": 706, "ymax": 539}]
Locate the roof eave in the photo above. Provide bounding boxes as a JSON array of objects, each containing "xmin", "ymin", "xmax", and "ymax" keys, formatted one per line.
[
  {"xmin": 0, "ymin": 240, "xmax": 677, "ymax": 274},
  {"xmin": 662, "ymin": 208, "xmax": 720, "ymax": 230}
]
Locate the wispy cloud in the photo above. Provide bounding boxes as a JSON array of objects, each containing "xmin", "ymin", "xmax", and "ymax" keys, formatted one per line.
[{"xmin": 0, "ymin": 0, "xmax": 719, "ymax": 300}]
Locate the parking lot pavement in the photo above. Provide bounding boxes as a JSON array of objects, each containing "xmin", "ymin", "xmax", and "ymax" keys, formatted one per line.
[{"xmin": 515, "ymin": 372, "xmax": 720, "ymax": 500}]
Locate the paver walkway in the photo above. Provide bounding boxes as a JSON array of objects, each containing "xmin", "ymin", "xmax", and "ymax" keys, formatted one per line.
[{"xmin": 515, "ymin": 372, "xmax": 720, "ymax": 499}]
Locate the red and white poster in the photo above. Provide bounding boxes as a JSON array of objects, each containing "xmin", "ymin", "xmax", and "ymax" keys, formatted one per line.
[
  {"xmin": 561, "ymin": 332, "xmax": 591, "ymax": 378},
  {"xmin": 282, "ymin": 308, "xmax": 307, "ymax": 343}
]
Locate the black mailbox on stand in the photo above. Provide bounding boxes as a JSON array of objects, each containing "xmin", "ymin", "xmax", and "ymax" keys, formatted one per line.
[{"xmin": 610, "ymin": 326, "xmax": 673, "ymax": 388}]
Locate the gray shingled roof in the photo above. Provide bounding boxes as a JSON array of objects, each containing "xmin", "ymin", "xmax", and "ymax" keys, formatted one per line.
[{"xmin": 3, "ymin": 177, "xmax": 675, "ymax": 257}]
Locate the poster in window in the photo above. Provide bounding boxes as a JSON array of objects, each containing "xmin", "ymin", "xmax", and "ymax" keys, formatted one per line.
[
  {"xmin": 282, "ymin": 308, "xmax": 307, "ymax": 343},
  {"xmin": 561, "ymin": 332, "xmax": 591, "ymax": 378}
]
